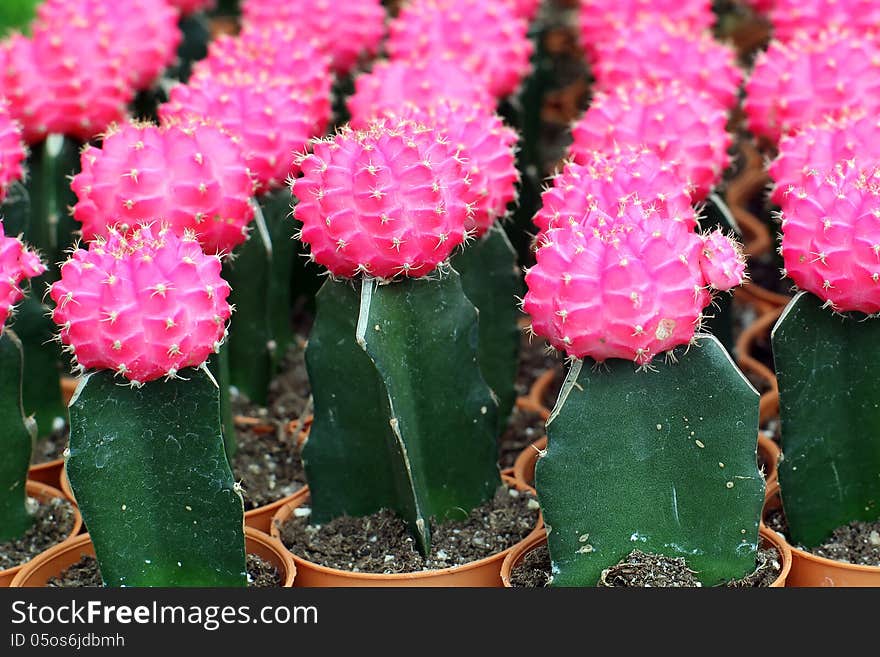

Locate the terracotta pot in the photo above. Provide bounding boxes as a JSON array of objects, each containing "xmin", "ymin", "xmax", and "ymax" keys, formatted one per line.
[
  {"xmin": 271, "ymin": 476, "xmax": 542, "ymax": 587},
  {"xmin": 526, "ymin": 368, "xmax": 559, "ymax": 414},
  {"xmin": 245, "ymin": 487, "xmax": 310, "ymax": 533},
  {"xmin": 0, "ymin": 481, "xmax": 83, "ymax": 587},
  {"xmin": 512, "ymin": 435, "xmax": 546, "ymax": 490},
  {"xmin": 501, "ymin": 525, "xmax": 791, "ymax": 587},
  {"xmin": 10, "ymin": 527, "xmax": 296, "ymax": 587},
  {"xmin": 757, "ymin": 433, "xmax": 780, "ymax": 491},
  {"xmin": 762, "ymin": 482, "xmax": 880, "ymax": 586},
  {"xmin": 27, "ymin": 377, "xmax": 79, "ymax": 490},
  {"xmin": 736, "ymin": 307, "xmax": 784, "ymax": 426}
]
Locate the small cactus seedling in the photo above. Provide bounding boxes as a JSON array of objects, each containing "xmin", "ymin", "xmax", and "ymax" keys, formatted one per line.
[
  {"xmin": 50, "ymin": 225, "xmax": 246, "ymax": 586},
  {"xmin": 293, "ymin": 120, "xmax": 499, "ymax": 555},
  {"xmin": 773, "ymin": 160, "xmax": 880, "ymax": 547},
  {"xmin": 0, "ymin": 223, "xmax": 44, "ymax": 542},
  {"xmin": 387, "ymin": 0, "xmax": 533, "ymax": 100},
  {"xmin": 570, "ymin": 82, "xmax": 731, "ymax": 203},
  {"xmin": 744, "ymin": 29, "xmax": 880, "ymax": 144},
  {"xmin": 524, "ymin": 203, "xmax": 763, "ymax": 586}
]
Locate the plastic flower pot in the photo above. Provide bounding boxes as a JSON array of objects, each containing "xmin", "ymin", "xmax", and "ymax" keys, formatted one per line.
[
  {"xmin": 10, "ymin": 527, "xmax": 296, "ymax": 587},
  {"xmin": 762, "ymin": 482, "xmax": 880, "ymax": 587},
  {"xmin": 501, "ymin": 525, "xmax": 792, "ymax": 587},
  {"xmin": 526, "ymin": 368, "xmax": 558, "ymax": 415},
  {"xmin": 0, "ymin": 481, "xmax": 83, "ymax": 587},
  {"xmin": 271, "ymin": 476, "xmax": 541, "ymax": 587}
]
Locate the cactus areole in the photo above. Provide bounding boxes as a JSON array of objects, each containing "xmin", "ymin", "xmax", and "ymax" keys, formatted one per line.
[{"xmin": 293, "ymin": 121, "xmax": 500, "ymax": 556}]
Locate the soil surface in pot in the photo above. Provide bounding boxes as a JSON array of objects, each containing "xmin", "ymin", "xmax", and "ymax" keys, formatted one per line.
[
  {"xmin": 510, "ymin": 545, "xmax": 783, "ymax": 587},
  {"xmin": 279, "ymin": 485, "xmax": 540, "ymax": 573},
  {"xmin": 231, "ymin": 429, "xmax": 305, "ymax": 511},
  {"xmin": 0, "ymin": 497, "xmax": 77, "ymax": 570},
  {"xmin": 46, "ymin": 554, "xmax": 282, "ymax": 587},
  {"xmin": 497, "ymin": 406, "xmax": 546, "ymax": 470},
  {"xmin": 231, "ymin": 338, "xmax": 312, "ymax": 426},
  {"xmin": 765, "ymin": 507, "xmax": 880, "ymax": 566},
  {"xmin": 31, "ymin": 424, "xmax": 68, "ymax": 464}
]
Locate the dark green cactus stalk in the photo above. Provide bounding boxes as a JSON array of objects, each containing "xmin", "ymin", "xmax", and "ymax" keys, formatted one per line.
[
  {"xmin": 14, "ymin": 296, "xmax": 66, "ymax": 431},
  {"xmin": 0, "ymin": 0, "xmax": 39, "ymax": 35},
  {"xmin": 454, "ymin": 224, "xmax": 522, "ymax": 433},
  {"xmin": 773, "ymin": 291, "xmax": 880, "ymax": 548},
  {"xmin": 0, "ymin": 329, "xmax": 37, "ymax": 542},
  {"xmin": 303, "ymin": 271, "xmax": 500, "ymax": 555},
  {"xmin": 65, "ymin": 367, "xmax": 247, "ymax": 586},
  {"xmin": 225, "ymin": 191, "xmax": 295, "ymax": 405},
  {"xmin": 536, "ymin": 334, "xmax": 764, "ymax": 586},
  {"xmin": 174, "ymin": 11, "xmax": 210, "ymax": 84}
]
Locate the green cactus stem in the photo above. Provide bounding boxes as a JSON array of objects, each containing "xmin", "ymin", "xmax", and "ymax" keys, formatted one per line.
[
  {"xmin": 65, "ymin": 366, "xmax": 247, "ymax": 586},
  {"xmin": 302, "ymin": 272, "xmax": 499, "ymax": 555},
  {"xmin": 207, "ymin": 343, "xmax": 236, "ymax": 461},
  {"xmin": 773, "ymin": 291, "xmax": 880, "ymax": 548},
  {"xmin": 174, "ymin": 11, "xmax": 210, "ymax": 84},
  {"xmin": 224, "ymin": 191, "xmax": 295, "ymax": 406},
  {"xmin": 536, "ymin": 334, "xmax": 763, "ymax": 586},
  {"xmin": 0, "ymin": 330, "xmax": 36, "ymax": 542},
  {"xmin": 0, "ymin": 0, "xmax": 39, "ymax": 35},
  {"xmin": 454, "ymin": 224, "xmax": 522, "ymax": 433}
]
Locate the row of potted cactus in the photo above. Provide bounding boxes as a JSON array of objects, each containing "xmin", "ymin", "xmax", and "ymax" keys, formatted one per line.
[{"xmin": 0, "ymin": 0, "xmax": 877, "ymax": 587}]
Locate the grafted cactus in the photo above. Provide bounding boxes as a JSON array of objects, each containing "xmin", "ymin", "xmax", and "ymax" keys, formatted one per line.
[
  {"xmin": 50, "ymin": 225, "xmax": 246, "ymax": 586},
  {"xmin": 293, "ymin": 120, "xmax": 500, "ymax": 555},
  {"xmin": 773, "ymin": 160, "xmax": 880, "ymax": 547},
  {"xmin": 524, "ymin": 199, "xmax": 763, "ymax": 586}
]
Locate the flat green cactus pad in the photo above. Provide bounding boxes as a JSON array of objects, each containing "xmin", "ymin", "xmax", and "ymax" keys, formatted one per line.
[
  {"xmin": 537, "ymin": 335, "xmax": 763, "ymax": 586},
  {"xmin": 773, "ymin": 292, "xmax": 880, "ymax": 547}
]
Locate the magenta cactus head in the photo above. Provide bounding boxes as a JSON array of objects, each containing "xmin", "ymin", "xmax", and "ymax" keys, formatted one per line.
[
  {"xmin": 699, "ymin": 230, "xmax": 748, "ymax": 292},
  {"xmin": 241, "ymin": 0, "xmax": 385, "ymax": 75},
  {"xmin": 293, "ymin": 120, "xmax": 474, "ymax": 280},
  {"xmin": 387, "ymin": 0, "xmax": 533, "ymax": 99},
  {"xmin": 71, "ymin": 120, "xmax": 255, "ymax": 256},
  {"xmin": 591, "ymin": 19, "xmax": 743, "ymax": 110},
  {"xmin": 0, "ymin": 100, "xmax": 26, "ymax": 203},
  {"xmin": 769, "ymin": 112, "xmax": 880, "ymax": 206},
  {"xmin": 0, "ymin": 33, "xmax": 132, "ymax": 144},
  {"xmin": 380, "ymin": 102, "xmax": 519, "ymax": 238},
  {"xmin": 570, "ymin": 83, "xmax": 732, "ymax": 203},
  {"xmin": 169, "ymin": 0, "xmax": 216, "ymax": 14},
  {"xmin": 34, "ymin": 0, "xmax": 181, "ymax": 92},
  {"xmin": 523, "ymin": 212, "xmax": 746, "ymax": 365},
  {"xmin": 578, "ymin": 0, "xmax": 714, "ymax": 62},
  {"xmin": 160, "ymin": 68, "xmax": 324, "ymax": 192},
  {"xmin": 50, "ymin": 224, "xmax": 232, "ymax": 384},
  {"xmin": 769, "ymin": 0, "xmax": 880, "ymax": 43},
  {"xmin": 0, "ymin": 223, "xmax": 45, "ymax": 333},
  {"xmin": 744, "ymin": 30, "xmax": 880, "ymax": 144},
  {"xmin": 533, "ymin": 146, "xmax": 695, "ymax": 234},
  {"xmin": 779, "ymin": 160, "xmax": 880, "ymax": 314},
  {"xmin": 509, "ymin": 0, "xmax": 542, "ymax": 20},
  {"xmin": 347, "ymin": 59, "xmax": 494, "ymax": 131},
  {"xmin": 192, "ymin": 24, "xmax": 332, "ymax": 136}
]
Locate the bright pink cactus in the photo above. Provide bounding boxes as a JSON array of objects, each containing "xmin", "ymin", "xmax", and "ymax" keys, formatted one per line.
[
  {"xmin": 744, "ymin": 30, "xmax": 880, "ymax": 144},
  {"xmin": 348, "ymin": 59, "xmax": 494, "ymax": 130},
  {"xmin": 0, "ymin": 223, "xmax": 45, "ymax": 332},
  {"xmin": 591, "ymin": 19, "xmax": 743, "ymax": 110},
  {"xmin": 769, "ymin": 112, "xmax": 880, "ymax": 205},
  {"xmin": 745, "ymin": 0, "xmax": 775, "ymax": 14},
  {"xmin": 570, "ymin": 83, "xmax": 732, "ymax": 203},
  {"xmin": 192, "ymin": 25, "xmax": 332, "ymax": 134},
  {"xmin": 387, "ymin": 0, "xmax": 533, "ymax": 99},
  {"xmin": 533, "ymin": 147, "xmax": 696, "ymax": 234},
  {"xmin": 769, "ymin": 0, "xmax": 880, "ymax": 43},
  {"xmin": 0, "ymin": 100, "xmax": 26, "ymax": 202},
  {"xmin": 241, "ymin": 0, "xmax": 385, "ymax": 75},
  {"xmin": 385, "ymin": 102, "xmax": 519, "ymax": 237},
  {"xmin": 779, "ymin": 160, "xmax": 880, "ymax": 314},
  {"xmin": 160, "ymin": 70, "xmax": 323, "ymax": 192},
  {"xmin": 71, "ymin": 120, "xmax": 255, "ymax": 256},
  {"xmin": 293, "ymin": 120, "xmax": 474, "ymax": 280},
  {"xmin": 0, "ymin": 34, "xmax": 132, "ymax": 144},
  {"xmin": 699, "ymin": 230, "xmax": 747, "ymax": 292},
  {"xmin": 50, "ymin": 224, "xmax": 232, "ymax": 384},
  {"xmin": 509, "ymin": 0, "xmax": 542, "ymax": 20},
  {"xmin": 578, "ymin": 0, "xmax": 715, "ymax": 62},
  {"xmin": 169, "ymin": 0, "xmax": 215, "ymax": 14},
  {"xmin": 523, "ymin": 211, "xmax": 745, "ymax": 364},
  {"xmin": 34, "ymin": 0, "xmax": 181, "ymax": 92}
]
